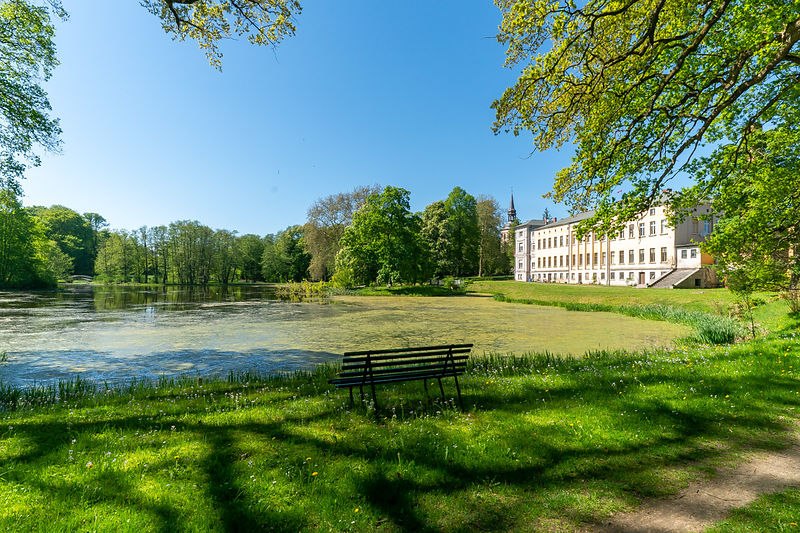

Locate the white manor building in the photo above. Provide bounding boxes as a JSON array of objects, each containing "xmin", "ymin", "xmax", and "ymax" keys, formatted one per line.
[{"xmin": 513, "ymin": 204, "xmax": 718, "ymax": 288}]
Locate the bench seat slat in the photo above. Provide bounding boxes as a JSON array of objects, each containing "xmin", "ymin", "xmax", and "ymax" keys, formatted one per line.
[
  {"xmin": 330, "ymin": 368, "xmax": 465, "ymax": 387},
  {"xmin": 341, "ymin": 355, "xmax": 468, "ymax": 371},
  {"xmin": 334, "ymin": 362, "xmax": 467, "ymax": 380}
]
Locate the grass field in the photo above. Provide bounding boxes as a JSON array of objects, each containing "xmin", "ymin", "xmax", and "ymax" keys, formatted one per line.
[{"xmin": 1, "ymin": 281, "xmax": 799, "ymax": 531}]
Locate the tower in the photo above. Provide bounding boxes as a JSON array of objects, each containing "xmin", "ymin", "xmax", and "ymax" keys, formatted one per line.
[{"xmin": 508, "ymin": 193, "xmax": 517, "ymax": 223}]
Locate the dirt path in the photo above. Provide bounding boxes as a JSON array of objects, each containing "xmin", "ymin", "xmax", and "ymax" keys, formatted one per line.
[{"xmin": 592, "ymin": 429, "xmax": 800, "ymax": 532}]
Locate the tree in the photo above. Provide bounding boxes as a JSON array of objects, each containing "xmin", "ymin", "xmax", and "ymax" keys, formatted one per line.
[
  {"xmin": 443, "ymin": 187, "xmax": 480, "ymax": 277},
  {"xmin": 0, "ymin": 0, "xmax": 64, "ymax": 192},
  {"xmin": 677, "ymin": 125, "xmax": 800, "ymax": 312},
  {"xmin": 476, "ymin": 196, "xmax": 506, "ymax": 277},
  {"xmin": 237, "ymin": 233, "xmax": 265, "ymax": 282},
  {"xmin": 83, "ymin": 212, "xmax": 108, "ymax": 275},
  {"xmin": 0, "ymin": 187, "xmax": 52, "ymax": 286},
  {"xmin": 141, "ymin": 0, "xmax": 302, "ymax": 69},
  {"xmin": 494, "ymin": 1, "xmax": 800, "ymax": 233},
  {"xmin": 28, "ymin": 204, "xmax": 93, "ymax": 275},
  {"xmin": 419, "ymin": 200, "xmax": 449, "ymax": 279},
  {"xmin": 261, "ymin": 226, "xmax": 310, "ymax": 282},
  {"xmin": 304, "ymin": 185, "xmax": 379, "ymax": 281},
  {"xmin": 337, "ymin": 186, "xmax": 426, "ymax": 286}
]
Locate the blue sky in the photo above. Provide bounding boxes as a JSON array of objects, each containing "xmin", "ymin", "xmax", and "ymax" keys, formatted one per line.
[{"xmin": 24, "ymin": 1, "xmax": 573, "ymax": 235}]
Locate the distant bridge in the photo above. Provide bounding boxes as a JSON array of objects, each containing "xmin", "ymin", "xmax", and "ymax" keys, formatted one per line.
[{"xmin": 69, "ymin": 275, "xmax": 94, "ymax": 283}]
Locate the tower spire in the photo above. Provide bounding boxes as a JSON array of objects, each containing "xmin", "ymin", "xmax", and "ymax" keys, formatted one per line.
[{"xmin": 508, "ymin": 192, "xmax": 517, "ymax": 223}]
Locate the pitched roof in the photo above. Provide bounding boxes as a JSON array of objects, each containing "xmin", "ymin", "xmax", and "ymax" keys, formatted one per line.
[{"xmin": 537, "ymin": 210, "xmax": 596, "ymax": 230}]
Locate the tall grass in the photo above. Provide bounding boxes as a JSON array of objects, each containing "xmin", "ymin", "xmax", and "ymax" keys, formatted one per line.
[{"xmin": 492, "ymin": 294, "xmax": 743, "ymax": 344}]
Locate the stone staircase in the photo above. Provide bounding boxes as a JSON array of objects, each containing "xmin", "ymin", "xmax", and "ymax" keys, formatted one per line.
[{"xmin": 648, "ymin": 268, "xmax": 700, "ymax": 288}]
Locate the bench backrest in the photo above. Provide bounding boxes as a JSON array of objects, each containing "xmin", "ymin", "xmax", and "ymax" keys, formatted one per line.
[{"xmin": 337, "ymin": 344, "xmax": 473, "ymax": 382}]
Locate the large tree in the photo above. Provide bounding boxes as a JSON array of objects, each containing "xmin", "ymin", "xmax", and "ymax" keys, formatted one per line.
[
  {"xmin": 494, "ymin": 0, "xmax": 800, "ymax": 234},
  {"xmin": 476, "ymin": 196, "xmax": 507, "ymax": 277},
  {"xmin": 336, "ymin": 186, "xmax": 426, "ymax": 286},
  {"xmin": 304, "ymin": 185, "xmax": 379, "ymax": 281}
]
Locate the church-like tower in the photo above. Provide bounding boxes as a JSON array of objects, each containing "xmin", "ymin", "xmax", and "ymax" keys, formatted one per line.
[{"xmin": 508, "ymin": 193, "xmax": 517, "ymax": 223}]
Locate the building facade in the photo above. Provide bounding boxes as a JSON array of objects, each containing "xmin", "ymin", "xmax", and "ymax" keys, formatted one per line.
[{"xmin": 514, "ymin": 204, "xmax": 718, "ymax": 288}]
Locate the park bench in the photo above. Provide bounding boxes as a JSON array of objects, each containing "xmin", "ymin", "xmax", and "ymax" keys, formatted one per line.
[{"xmin": 328, "ymin": 343, "xmax": 472, "ymax": 411}]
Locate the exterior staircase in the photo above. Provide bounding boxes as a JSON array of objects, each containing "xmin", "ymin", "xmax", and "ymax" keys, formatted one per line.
[{"xmin": 648, "ymin": 268, "xmax": 700, "ymax": 288}]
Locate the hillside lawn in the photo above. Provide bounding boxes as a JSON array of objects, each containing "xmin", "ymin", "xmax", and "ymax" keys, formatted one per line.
[{"xmin": 1, "ymin": 280, "xmax": 798, "ymax": 531}]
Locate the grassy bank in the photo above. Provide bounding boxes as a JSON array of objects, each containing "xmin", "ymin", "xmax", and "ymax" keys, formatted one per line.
[
  {"xmin": 469, "ymin": 280, "xmax": 796, "ymax": 344},
  {"xmin": 1, "ymin": 336, "xmax": 799, "ymax": 531}
]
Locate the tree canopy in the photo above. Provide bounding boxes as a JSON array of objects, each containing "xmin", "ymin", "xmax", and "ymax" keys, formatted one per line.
[
  {"xmin": 141, "ymin": 0, "xmax": 301, "ymax": 69},
  {"xmin": 494, "ymin": 0, "xmax": 800, "ymax": 230},
  {"xmin": 0, "ymin": 0, "xmax": 64, "ymax": 192}
]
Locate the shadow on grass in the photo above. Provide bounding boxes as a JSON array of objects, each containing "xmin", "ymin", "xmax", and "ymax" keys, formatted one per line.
[{"xmin": 1, "ymin": 348, "xmax": 799, "ymax": 531}]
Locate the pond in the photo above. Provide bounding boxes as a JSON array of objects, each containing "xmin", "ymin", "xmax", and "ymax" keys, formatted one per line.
[{"xmin": 0, "ymin": 285, "xmax": 688, "ymax": 387}]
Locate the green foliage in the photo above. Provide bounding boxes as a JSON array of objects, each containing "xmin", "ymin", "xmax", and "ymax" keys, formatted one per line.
[
  {"xmin": 28, "ymin": 204, "xmax": 93, "ymax": 275},
  {"xmin": 0, "ymin": 0, "xmax": 64, "ymax": 192},
  {"xmin": 304, "ymin": 185, "xmax": 379, "ymax": 281},
  {"xmin": 0, "ymin": 187, "xmax": 54, "ymax": 287},
  {"xmin": 141, "ymin": 0, "xmax": 301, "ymax": 69},
  {"xmin": 677, "ymin": 125, "xmax": 800, "ymax": 313},
  {"xmin": 420, "ymin": 188, "xmax": 481, "ymax": 278},
  {"xmin": 494, "ymin": 0, "xmax": 800, "ymax": 235},
  {"xmin": 337, "ymin": 186, "xmax": 426, "ymax": 285},
  {"xmin": 476, "ymin": 196, "xmax": 508, "ymax": 276},
  {"xmin": 261, "ymin": 225, "xmax": 310, "ymax": 282},
  {"xmin": 236, "ymin": 233, "xmax": 265, "ymax": 282}
]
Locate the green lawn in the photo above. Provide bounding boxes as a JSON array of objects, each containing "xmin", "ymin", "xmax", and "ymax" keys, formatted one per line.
[{"xmin": 1, "ymin": 281, "xmax": 799, "ymax": 531}]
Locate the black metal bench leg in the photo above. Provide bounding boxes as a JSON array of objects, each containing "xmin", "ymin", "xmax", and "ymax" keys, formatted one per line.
[
  {"xmin": 423, "ymin": 379, "xmax": 430, "ymax": 404},
  {"xmin": 437, "ymin": 378, "xmax": 445, "ymax": 402},
  {"xmin": 453, "ymin": 374, "xmax": 464, "ymax": 410},
  {"xmin": 348, "ymin": 387, "xmax": 354, "ymax": 406},
  {"xmin": 370, "ymin": 382, "xmax": 378, "ymax": 412}
]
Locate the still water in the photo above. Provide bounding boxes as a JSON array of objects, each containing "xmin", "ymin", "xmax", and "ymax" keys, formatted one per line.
[{"xmin": 0, "ymin": 285, "xmax": 687, "ymax": 387}]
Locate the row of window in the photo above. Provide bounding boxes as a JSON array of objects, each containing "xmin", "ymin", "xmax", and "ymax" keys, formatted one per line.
[
  {"xmin": 535, "ymin": 270, "xmax": 666, "ymax": 282},
  {"xmin": 534, "ymin": 247, "xmax": 683, "ymax": 269}
]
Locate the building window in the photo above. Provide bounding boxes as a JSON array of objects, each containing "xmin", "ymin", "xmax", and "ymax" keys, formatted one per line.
[
  {"xmin": 650, "ymin": 271, "xmax": 656, "ymax": 280},
  {"xmin": 518, "ymin": 242, "xmax": 523, "ymax": 252},
  {"xmin": 649, "ymin": 208, "xmax": 656, "ymax": 215},
  {"xmin": 518, "ymin": 231, "xmax": 523, "ymax": 237},
  {"xmin": 619, "ymin": 250, "xmax": 625, "ymax": 264},
  {"xmin": 649, "ymin": 221, "xmax": 656, "ymax": 235},
  {"xmin": 537, "ymin": 258, "xmax": 541, "ymax": 268},
  {"xmin": 593, "ymin": 252, "xmax": 598, "ymax": 266},
  {"xmin": 661, "ymin": 247, "xmax": 667, "ymax": 262},
  {"xmin": 629, "ymin": 250, "xmax": 634, "ymax": 264},
  {"xmin": 586, "ymin": 253, "xmax": 590, "ymax": 266},
  {"xmin": 661, "ymin": 219, "xmax": 668, "ymax": 233},
  {"xmin": 578, "ymin": 254, "xmax": 582, "ymax": 266},
  {"xmin": 601, "ymin": 272, "xmax": 606, "ymax": 280},
  {"xmin": 559, "ymin": 256, "xmax": 564, "ymax": 267},
  {"xmin": 518, "ymin": 261, "xmax": 523, "ymax": 269},
  {"xmin": 611, "ymin": 272, "xmax": 616, "ymax": 280},
  {"xmin": 649, "ymin": 248, "xmax": 656, "ymax": 263},
  {"xmin": 619, "ymin": 229, "xmax": 625, "ymax": 239},
  {"xmin": 559, "ymin": 236, "xmax": 564, "ymax": 247},
  {"xmin": 547, "ymin": 257, "xmax": 551, "ymax": 268},
  {"xmin": 692, "ymin": 219, "xmax": 699, "ymax": 234},
  {"xmin": 572, "ymin": 254, "xmax": 576, "ymax": 266},
  {"xmin": 691, "ymin": 248, "xmax": 698, "ymax": 259},
  {"xmin": 601, "ymin": 252, "xmax": 606, "ymax": 266},
  {"xmin": 702, "ymin": 220, "xmax": 712, "ymax": 235},
  {"xmin": 681, "ymin": 249, "xmax": 688, "ymax": 259},
  {"xmin": 548, "ymin": 238, "xmax": 552, "ymax": 248},
  {"xmin": 629, "ymin": 224, "xmax": 635, "ymax": 238},
  {"xmin": 639, "ymin": 222, "xmax": 646, "ymax": 237},
  {"xmin": 639, "ymin": 249, "xmax": 645, "ymax": 263}
]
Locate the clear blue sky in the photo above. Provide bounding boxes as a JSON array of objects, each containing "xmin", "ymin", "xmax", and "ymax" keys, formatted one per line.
[{"xmin": 24, "ymin": 1, "xmax": 573, "ymax": 235}]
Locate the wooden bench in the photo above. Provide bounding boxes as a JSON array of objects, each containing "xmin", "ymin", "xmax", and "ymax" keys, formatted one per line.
[{"xmin": 328, "ymin": 344, "xmax": 472, "ymax": 411}]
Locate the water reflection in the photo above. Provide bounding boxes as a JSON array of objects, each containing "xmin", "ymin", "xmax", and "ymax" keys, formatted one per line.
[{"xmin": 0, "ymin": 286, "xmax": 688, "ymax": 387}]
